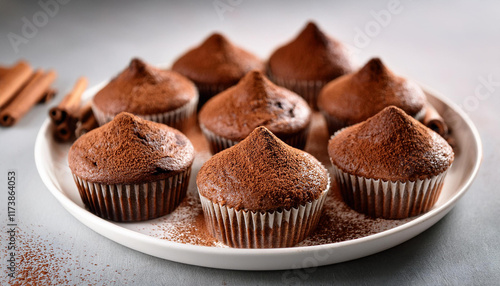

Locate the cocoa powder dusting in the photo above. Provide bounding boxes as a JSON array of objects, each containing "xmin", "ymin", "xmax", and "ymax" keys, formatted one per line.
[
  {"xmin": 328, "ymin": 106, "xmax": 454, "ymax": 181},
  {"xmin": 268, "ymin": 22, "xmax": 355, "ymax": 81},
  {"xmin": 68, "ymin": 112, "xmax": 195, "ymax": 185},
  {"xmin": 2, "ymin": 225, "xmax": 136, "ymax": 285},
  {"xmin": 198, "ymin": 70, "xmax": 311, "ymax": 141},
  {"xmin": 172, "ymin": 33, "xmax": 264, "ymax": 85},
  {"xmin": 297, "ymin": 185, "xmax": 410, "ymax": 246},
  {"xmin": 196, "ymin": 126, "xmax": 328, "ymax": 211},
  {"xmin": 93, "ymin": 58, "xmax": 197, "ymax": 115},
  {"xmin": 317, "ymin": 58, "xmax": 427, "ymax": 126},
  {"xmin": 148, "ymin": 192, "xmax": 220, "ymax": 247}
]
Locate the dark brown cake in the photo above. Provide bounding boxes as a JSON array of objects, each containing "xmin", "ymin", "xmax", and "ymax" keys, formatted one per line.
[
  {"xmin": 318, "ymin": 58, "xmax": 427, "ymax": 135},
  {"xmin": 197, "ymin": 127, "xmax": 329, "ymax": 248},
  {"xmin": 172, "ymin": 33, "xmax": 264, "ymax": 108},
  {"xmin": 328, "ymin": 106, "xmax": 454, "ymax": 181},
  {"xmin": 267, "ymin": 22, "xmax": 355, "ymax": 108},
  {"xmin": 328, "ymin": 106, "xmax": 454, "ymax": 219},
  {"xmin": 268, "ymin": 22, "xmax": 354, "ymax": 81},
  {"xmin": 68, "ymin": 112, "xmax": 194, "ymax": 221},
  {"xmin": 92, "ymin": 58, "xmax": 198, "ymax": 129},
  {"xmin": 198, "ymin": 70, "xmax": 311, "ymax": 153},
  {"xmin": 69, "ymin": 112, "xmax": 194, "ymax": 184}
]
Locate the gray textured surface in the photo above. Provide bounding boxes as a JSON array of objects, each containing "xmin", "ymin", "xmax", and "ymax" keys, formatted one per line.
[{"xmin": 0, "ymin": 0, "xmax": 499, "ymax": 285}]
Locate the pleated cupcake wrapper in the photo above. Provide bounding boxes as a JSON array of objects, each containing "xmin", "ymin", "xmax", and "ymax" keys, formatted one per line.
[
  {"xmin": 268, "ymin": 72, "xmax": 328, "ymax": 110},
  {"xmin": 199, "ymin": 123, "xmax": 309, "ymax": 154},
  {"xmin": 72, "ymin": 168, "xmax": 191, "ymax": 222},
  {"xmin": 330, "ymin": 163, "xmax": 448, "ymax": 219},
  {"xmin": 198, "ymin": 187, "xmax": 329, "ymax": 248},
  {"xmin": 92, "ymin": 94, "xmax": 198, "ymax": 130}
]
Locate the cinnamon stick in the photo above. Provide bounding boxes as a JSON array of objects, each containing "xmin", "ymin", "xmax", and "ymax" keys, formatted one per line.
[
  {"xmin": 75, "ymin": 112, "xmax": 97, "ymax": 138},
  {"xmin": 54, "ymin": 120, "xmax": 73, "ymax": 142},
  {"xmin": 0, "ymin": 66, "xmax": 8, "ymax": 78},
  {"xmin": 0, "ymin": 69, "xmax": 57, "ymax": 127},
  {"xmin": 54, "ymin": 100, "xmax": 94, "ymax": 141},
  {"xmin": 76, "ymin": 101, "xmax": 93, "ymax": 122},
  {"xmin": 38, "ymin": 88, "xmax": 57, "ymax": 104},
  {"xmin": 54, "ymin": 101, "xmax": 88, "ymax": 141},
  {"xmin": 423, "ymin": 103, "xmax": 448, "ymax": 137},
  {"xmin": 0, "ymin": 61, "xmax": 34, "ymax": 109},
  {"xmin": 49, "ymin": 77, "xmax": 87, "ymax": 124}
]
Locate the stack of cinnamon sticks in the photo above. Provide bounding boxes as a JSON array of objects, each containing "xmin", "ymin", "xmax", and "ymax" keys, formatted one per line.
[
  {"xmin": 49, "ymin": 77, "xmax": 98, "ymax": 142},
  {"xmin": 0, "ymin": 60, "xmax": 57, "ymax": 127}
]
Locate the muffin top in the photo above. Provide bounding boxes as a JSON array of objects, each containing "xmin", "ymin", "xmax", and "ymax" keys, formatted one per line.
[
  {"xmin": 93, "ymin": 58, "xmax": 197, "ymax": 115},
  {"xmin": 197, "ymin": 127, "xmax": 328, "ymax": 212},
  {"xmin": 172, "ymin": 33, "xmax": 264, "ymax": 86},
  {"xmin": 199, "ymin": 70, "xmax": 312, "ymax": 141},
  {"xmin": 268, "ymin": 21, "xmax": 355, "ymax": 81},
  {"xmin": 318, "ymin": 58, "xmax": 426, "ymax": 125},
  {"xmin": 328, "ymin": 106, "xmax": 454, "ymax": 182},
  {"xmin": 68, "ymin": 112, "xmax": 194, "ymax": 184}
]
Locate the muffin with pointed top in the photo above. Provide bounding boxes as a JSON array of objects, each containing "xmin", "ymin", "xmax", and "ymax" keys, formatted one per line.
[
  {"xmin": 197, "ymin": 126, "xmax": 330, "ymax": 248},
  {"xmin": 68, "ymin": 112, "xmax": 194, "ymax": 222},
  {"xmin": 199, "ymin": 70, "xmax": 312, "ymax": 153},
  {"xmin": 172, "ymin": 33, "xmax": 265, "ymax": 108},
  {"xmin": 328, "ymin": 106, "xmax": 454, "ymax": 219},
  {"xmin": 92, "ymin": 58, "xmax": 198, "ymax": 130},
  {"xmin": 268, "ymin": 21, "xmax": 355, "ymax": 108},
  {"xmin": 318, "ymin": 58, "xmax": 427, "ymax": 135}
]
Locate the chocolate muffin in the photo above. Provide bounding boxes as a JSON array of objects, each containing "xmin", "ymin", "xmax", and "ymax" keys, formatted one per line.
[
  {"xmin": 92, "ymin": 58, "xmax": 198, "ymax": 130},
  {"xmin": 318, "ymin": 58, "xmax": 427, "ymax": 135},
  {"xmin": 267, "ymin": 21, "xmax": 355, "ymax": 109},
  {"xmin": 197, "ymin": 126, "xmax": 330, "ymax": 248},
  {"xmin": 172, "ymin": 33, "xmax": 265, "ymax": 108},
  {"xmin": 198, "ymin": 70, "xmax": 312, "ymax": 153},
  {"xmin": 328, "ymin": 106, "xmax": 454, "ymax": 219},
  {"xmin": 68, "ymin": 112, "xmax": 194, "ymax": 222}
]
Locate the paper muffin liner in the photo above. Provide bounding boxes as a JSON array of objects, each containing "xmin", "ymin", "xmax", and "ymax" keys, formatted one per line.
[
  {"xmin": 330, "ymin": 163, "xmax": 448, "ymax": 219},
  {"xmin": 199, "ymin": 123, "xmax": 310, "ymax": 154},
  {"xmin": 72, "ymin": 168, "xmax": 191, "ymax": 222},
  {"xmin": 198, "ymin": 186, "xmax": 329, "ymax": 248},
  {"xmin": 268, "ymin": 72, "xmax": 328, "ymax": 110},
  {"xmin": 92, "ymin": 94, "xmax": 198, "ymax": 131}
]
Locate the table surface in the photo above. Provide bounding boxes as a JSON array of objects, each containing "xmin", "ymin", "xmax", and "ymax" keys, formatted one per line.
[{"xmin": 1, "ymin": 0, "xmax": 499, "ymax": 285}]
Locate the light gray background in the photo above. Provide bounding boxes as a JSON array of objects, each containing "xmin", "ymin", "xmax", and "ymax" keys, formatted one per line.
[{"xmin": 1, "ymin": 0, "xmax": 499, "ymax": 285}]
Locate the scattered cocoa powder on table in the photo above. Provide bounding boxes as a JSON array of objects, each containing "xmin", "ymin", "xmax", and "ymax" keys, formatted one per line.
[
  {"xmin": 2, "ymin": 225, "xmax": 136, "ymax": 285},
  {"xmin": 146, "ymin": 192, "xmax": 221, "ymax": 247}
]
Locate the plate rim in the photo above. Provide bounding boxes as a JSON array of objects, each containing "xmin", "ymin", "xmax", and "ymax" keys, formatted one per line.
[{"xmin": 34, "ymin": 82, "xmax": 483, "ymax": 270}]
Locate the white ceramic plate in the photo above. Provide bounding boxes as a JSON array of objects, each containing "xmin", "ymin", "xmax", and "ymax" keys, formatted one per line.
[{"xmin": 35, "ymin": 83, "xmax": 482, "ymax": 270}]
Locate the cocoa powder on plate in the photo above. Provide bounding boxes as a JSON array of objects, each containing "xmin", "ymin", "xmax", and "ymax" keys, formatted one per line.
[{"xmin": 150, "ymin": 112, "xmax": 410, "ymax": 247}]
